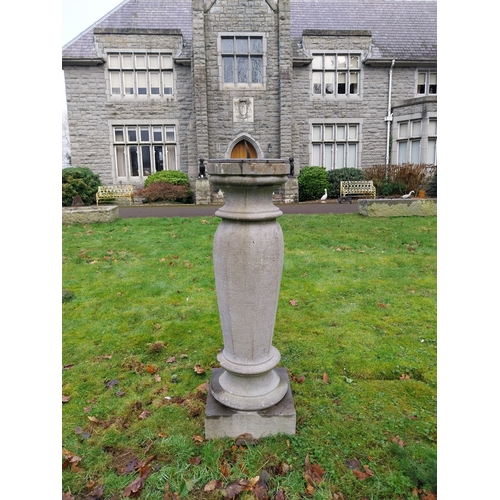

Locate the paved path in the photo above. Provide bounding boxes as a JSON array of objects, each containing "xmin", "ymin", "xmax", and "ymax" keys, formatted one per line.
[{"xmin": 118, "ymin": 200, "xmax": 359, "ymax": 218}]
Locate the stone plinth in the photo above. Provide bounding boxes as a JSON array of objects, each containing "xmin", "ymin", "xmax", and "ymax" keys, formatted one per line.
[
  {"xmin": 205, "ymin": 368, "xmax": 296, "ymax": 439},
  {"xmin": 358, "ymin": 198, "xmax": 437, "ymax": 217},
  {"xmin": 62, "ymin": 205, "xmax": 118, "ymax": 225},
  {"xmin": 205, "ymin": 159, "xmax": 295, "ymax": 438}
]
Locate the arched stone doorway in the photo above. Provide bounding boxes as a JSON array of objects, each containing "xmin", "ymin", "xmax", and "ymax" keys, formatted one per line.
[{"xmin": 230, "ymin": 139, "xmax": 258, "ymax": 159}]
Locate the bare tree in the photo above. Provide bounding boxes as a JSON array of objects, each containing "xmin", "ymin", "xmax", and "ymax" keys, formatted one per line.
[{"xmin": 62, "ymin": 112, "xmax": 71, "ymax": 168}]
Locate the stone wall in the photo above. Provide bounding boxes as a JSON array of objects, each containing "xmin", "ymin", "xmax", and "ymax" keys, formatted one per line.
[
  {"xmin": 62, "ymin": 206, "xmax": 119, "ymax": 225},
  {"xmin": 358, "ymin": 198, "xmax": 437, "ymax": 217}
]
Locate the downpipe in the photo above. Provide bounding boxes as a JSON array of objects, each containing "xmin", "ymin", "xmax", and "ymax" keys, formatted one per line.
[{"xmin": 385, "ymin": 59, "xmax": 395, "ymax": 177}]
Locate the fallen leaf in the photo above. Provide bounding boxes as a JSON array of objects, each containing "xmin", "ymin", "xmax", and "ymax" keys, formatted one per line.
[
  {"xmin": 252, "ymin": 476, "xmax": 269, "ymax": 500},
  {"xmin": 62, "ymin": 492, "xmax": 75, "ymax": 500},
  {"xmin": 154, "ymin": 374, "xmax": 161, "ymax": 382},
  {"xmin": 275, "ymin": 489, "xmax": 285, "ymax": 500},
  {"xmin": 192, "ymin": 435, "xmax": 204, "ymax": 443},
  {"xmin": 353, "ymin": 469, "xmax": 370, "ymax": 481},
  {"xmin": 304, "ymin": 454, "xmax": 326, "ymax": 492},
  {"xmin": 323, "ymin": 372, "xmax": 329, "ymax": 384},
  {"xmin": 421, "ymin": 493, "xmax": 437, "ymax": 500},
  {"xmin": 189, "ymin": 457, "xmax": 201, "ymax": 465},
  {"xmin": 344, "ymin": 458, "xmax": 362, "ymax": 470},
  {"xmin": 139, "ymin": 410, "xmax": 151, "ymax": 420},
  {"xmin": 146, "ymin": 365, "xmax": 157, "ymax": 374},
  {"xmin": 235, "ymin": 433, "xmax": 259, "ymax": 446},
  {"xmin": 399, "ymin": 373, "xmax": 411, "ymax": 380},
  {"xmin": 88, "ymin": 416, "xmax": 104, "ymax": 424},
  {"xmin": 63, "ymin": 395, "xmax": 71, "ymax": 403},
  {"xmin": 116, "ymin": 391, "xmax": 126, "ymax": 397},
  {"xmin": 180, "ymin": 353, "xmax": 188, "ymax": 359},
  {"xmin": 62, "ymin": 449, "xmax": 84, "ymax": 473},
  {"xmin": 166, "ymin": 357, "xmax": 176, "ymax": 363},
  {"xmin": 363, "ymin": 465, "xmax": 374, "ymax": 477},
  {"xmin": 289, "ymin": 299, "xmax": 298, "ymax": 306},
  {"xmin": 63, "ymin": 364, "xmax": 74, "ymax": 370},
  {"xmin": 194, "ymin": 365, "xmax": 206, "ymax": 374},
  {"xmin": 378, "ymin": 303, "xmax": 387, "ymax": 308},
  {"xmin": 105, "ymin": 379, "xmax": 119, "ymax": 388},
  {"xmin": 204, "ymin": 479, "xmax": 223, "ymax": 492},
  {"xmin": 333, "ymin": 492, "xmax": 346, "ymax": 500},
  {"xmin": 391, "ymin": 435, "xmax": 406, "ymax": 447}
]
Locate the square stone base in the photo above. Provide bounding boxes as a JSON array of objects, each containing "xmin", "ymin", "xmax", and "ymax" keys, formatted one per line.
[{"xmin": 205, "ymin": 368, "xmax": 296, "ymax": 439}]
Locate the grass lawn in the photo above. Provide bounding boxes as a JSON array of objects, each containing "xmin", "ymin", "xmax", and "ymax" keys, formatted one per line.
[{"xmin": 62, "ymin": 213, "xmax": 437, "ymax": 500}]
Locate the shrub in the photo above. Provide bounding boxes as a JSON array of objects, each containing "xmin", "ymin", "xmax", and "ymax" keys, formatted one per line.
[
  {"xmin": 426, "ymin": 171, "xmax": 437, "ymax": 197},
  {"xmin": 363, "ymin": 163, "xmax": 436, "ymax": 196},
  {"xmin": 297, "ymin": 166, "xmax": 329, "ymax": 201},
  {"xmin": 135, "ymin": 182, "xmax": 193, "ymax": 203},
  {"xmin": 143, "ymin": 170, "xmax": 190, "ymax": 188},
  {"xmin": 62, "ymin": 167, "xmax": 101, "ymax": 206},
  {"xmin": 327, "ymin": 167, "xmax": 366, "ymax": 198}
]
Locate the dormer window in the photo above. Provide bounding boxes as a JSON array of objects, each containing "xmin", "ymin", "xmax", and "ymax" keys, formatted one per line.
[{"xmin": 417, "ymin": 71, "xmax": 437, "ymax": 95}]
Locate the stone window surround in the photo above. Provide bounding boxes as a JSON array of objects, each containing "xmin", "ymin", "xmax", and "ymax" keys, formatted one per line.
[
  {"xmin": 104, "ymin": 50, "xmax": 175, "ymax": 100},
  {"xmin": 309, "ymin": 118, "xmax": 364, "ymax": 170},
  {"xmin": 310, "ymin": 51, "xmax": 363, "ymax": 100},
  {"xmin": 108, "ymin": 119, "xmax": 179, "ymax": 184},
  {"xmin": 392, "ymin": 112, "xmax": 437, "ymax": 165},
  {"xmin": 217, "ymin": 32, "xmax": 268, "ymax": 90}
]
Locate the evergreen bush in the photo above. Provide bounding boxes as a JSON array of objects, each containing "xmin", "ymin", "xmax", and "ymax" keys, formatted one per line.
[
  {"xmin": 136, "ymin": 182, "xmax": 193, "ymax": 204},
  {"xmin": 426, "ymin": 171, "xmax": 437, "ymax": 197},
  {"xmin": 144, "ymin": 170, "xmax": 190, "ymax": 188},
  {"xmin": 297, "ymin": 166, "xmax": 329, "ymax": 201},
  {"xmin": 327, "ymin": 167, "xmax": 366, "ymax": 198},
  {"xmin": 62, "ymin": 167, "xmax": 101, "ymax": 206}
]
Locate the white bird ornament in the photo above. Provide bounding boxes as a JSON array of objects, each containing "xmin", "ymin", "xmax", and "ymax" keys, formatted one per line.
[
  {"xmin": 320, "ymin": 189, "xmax": 328, "ymax": 203},
  {"xmin": 402, "ymin": 190, "xmax": 415, "ymax": 199}
]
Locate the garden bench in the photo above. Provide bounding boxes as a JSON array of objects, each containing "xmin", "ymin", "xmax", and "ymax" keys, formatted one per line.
[
  {"xmin": 96, "ymin": 185, "xmax": 134, "ymax": 206},
  {"xmin": 338, "ymin": 180, "xmax": 376, "ymax": 203}
]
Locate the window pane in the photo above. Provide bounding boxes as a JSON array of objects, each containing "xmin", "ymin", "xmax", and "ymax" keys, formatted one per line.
[
  {"xmin": 411, "ymin": 140, "xmax": 420, "ymax": 163},
  {"xmin": 347, "ymin": 144, "xmax": 357, "ymax": 168},
  {"xmin": 325, "ymin": 55, "xmax": 335, "ymax": 69},
  {"xmin": 165, "ymin": 126, "xmax": 175, "ymax": 141},
  {"xmin": 153, "ymin": 126, "xmax": 162, "ymax": 142},
  {"xmin": 148, "ymin": 55, "xmax": 159, "ymax": 69},
  {"xmin": 150, "ymin": 73, "xmax": 160, "ymax": 94},
  {"xmin": 141, "ymin": 145, "xmax": 151, "ymax": 176},
  {"xmin": 325, "ymin": 72, "xmax": 334, "ymax": 94},
  {"xmin": 313, "ymin": 72, "xmax": 322, "ymax": 94},
  {"xmin": 140, "ymin": 127, "xmax": 150, "ymax": 142},
  {"xmin": 122, "ymin": 54, "xmax": 133, "ymax": 69},
  {"xmin": 337, "ymin": 72, "xmax": 346, "ymax": 94},
  {"xmin": 161, "ymin": 55, "xmax": 173, "ymax": 68},
  {"xmin": 110, "ymin": 72, "xmax": 121, "ymax": 94},
  {"xmin": 123, "ymin": 72, "xmax": 134, "ymax": 94},
  {"xmin": 348, "ymin": 125, "xmax": 358, "ymax": 140},
  {"xmin": 154, "ymin": 146, "xmax": 164, "ymax": 171},
  {"xmin": 324, "ymin": 126, "xmax": 334, "ymax": 140},
  {"xmin": 251, "ymin": 57, "xmax": 262, "ymax": 83},
  {"xmin": 127, "ymin": 127, "xmax": 137, "ymax": 142},
  {"xmin": 166, "ymin": 146, "xmax": 176, "ymax": 170},
  {"xmin": 398, "ymin": 142, "xmax": 407, "ymax": 164},
  {"xmin": 429, "ymin": 72, "xmax": 437, "ymax": 93},
  {"xmin": 115, "ymin": 146, "xmax": 126, "ymax": 177},
  {"xmin": 135, "ymin": 54, "xmax": 146, "ymax": 68},
  {"xmin": 337, "ymin": 125, "xmax": 346, "ymax": 141},
  {"xmin": 350, "ymin": 56, "xmax": 359, "ymax": 69},
  {"xmin": 108, "ymin": 54, "xmax": 120, "ymax": 68},
  {"xmin": 129, "ymin": 146, "xmax": 139, "ymax": 176},
  {"xmin": 312, "ymin": 125, "xmax": 322, "ymax": 141},
  {"xmin": 428, "ymin": 139, "xmax": 437, "ymax": 165},
  {"xmin": 337, "ymin": 55, "xmax": 347, "ymax": 69},
  {"xmin": 325, "ymin": 143, "xmax": 333, "ymax": 169},
  {"xmin": 237, "ymin": 56, "xmax": 248, "ymax": 83},
  {"xmin": 429, "ymin": 119, "xmax": 437, "ymax": 135},
  {"xmin": 312, "ymin": 144, "xmax": 321, "ymax": 165},
  {"xmin": 336, "ymin": 143, "xmax": 345, "ymax": 168},
  {"xmin": 250, "ymin": 37, "xmax": 262, "ymax": 54},
  {"xmin": 417, "ymin": 73, "xmax": 426, "ymax": 93},
  {"xmin": 221, "ymin": 37, "xmax": 233, "ymax": 53},
  {"xmin": 236, "ymin": 37, "xmax": 248, "ymax": 54},
  {"xmin": 349, "ymin": 72, "xmax": 358, "ymax": 94},
  {"xmin": 399, "ymin": 122, "xmax": 408, "ymax": 138},
  {"xmin": 412, "ymin": 121, "xmax": 421, "ymax": 137},
  {"xmin": 163, "ymin": 72, "xmax": 173, "ymax": 94},
  {"xmin": 114, "ymin": 128, "xmax": 124, "ymax": 142},
  {"xmin": 137, "ymin": 72, "xmax": 147, "ymax": 95},
  {"xmin": 223, "ymin": 57, "xmax": 234, "ymax": 83},
  {"xmin": 312, "ymin": 55, "xmax": 323, "ymax": 70}
]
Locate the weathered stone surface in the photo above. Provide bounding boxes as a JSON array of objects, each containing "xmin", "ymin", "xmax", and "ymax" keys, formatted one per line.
[
  {"xmin": 205, "ymin": 368, "xmax": 296, "ymax": 438},
  {"xmin": 62, "ymin": 206, "xmax": 119, "ymax": 224},
  {"xmin": 358, "ymin": 198, "xmax": 437, "ymax": 217}
]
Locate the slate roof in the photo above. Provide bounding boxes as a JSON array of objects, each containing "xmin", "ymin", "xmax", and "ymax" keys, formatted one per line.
[{"xmin": 62, "ymin": 0, "xmax": 436, "ymax": 64}]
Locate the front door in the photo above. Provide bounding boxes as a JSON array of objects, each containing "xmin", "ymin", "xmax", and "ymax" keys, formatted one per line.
[{"xmin": 230, "ymin": 140, "xmax": 257, "ymax": 159}]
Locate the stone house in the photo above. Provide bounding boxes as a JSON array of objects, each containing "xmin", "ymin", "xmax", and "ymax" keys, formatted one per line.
[{"xmin": 62, "ymin": 0, "xmax": 437, "ymax": 203}]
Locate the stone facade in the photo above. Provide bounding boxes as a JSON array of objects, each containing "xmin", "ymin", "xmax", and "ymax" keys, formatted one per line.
[{"xmin": 62, "ymin": 0, "xmax": 437, "ymax": 203}]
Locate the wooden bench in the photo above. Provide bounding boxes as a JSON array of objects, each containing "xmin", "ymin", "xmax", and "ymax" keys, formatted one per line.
[
  {"xmin": 96, "ymin": 185, "xmax": 134, "ymax": 206},
  {"xmin": 338, "ymin": 180, "xmax": 376, "ymax": 203}
]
